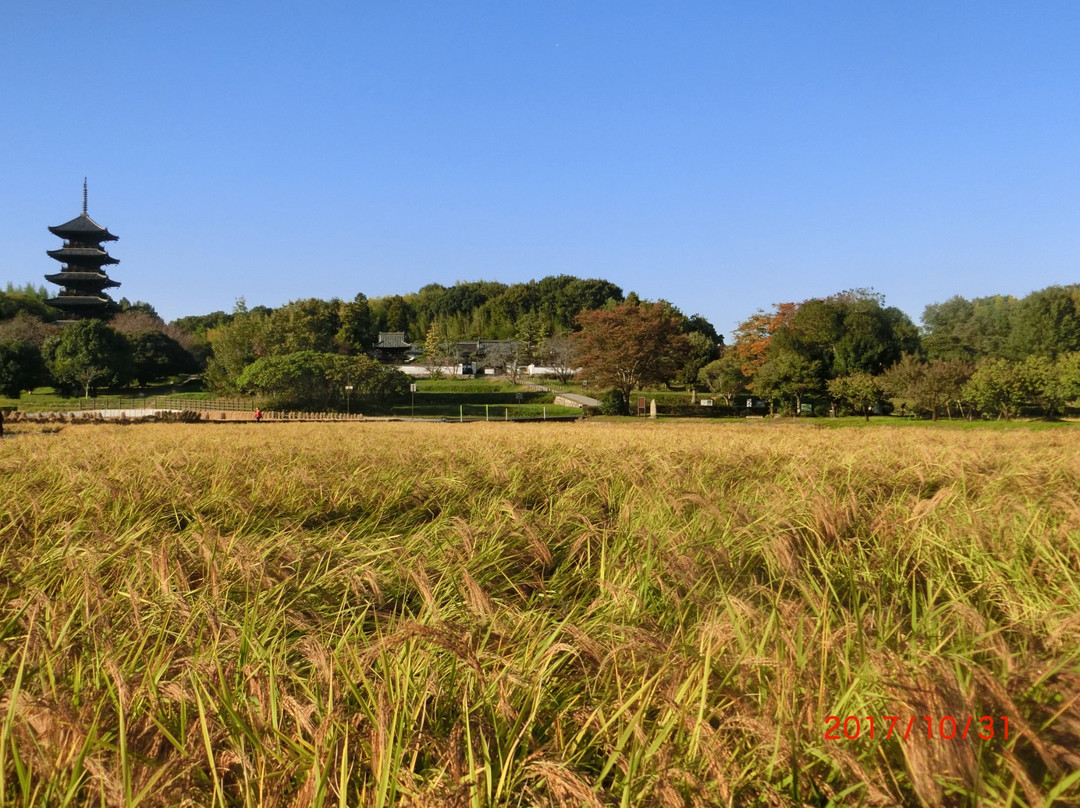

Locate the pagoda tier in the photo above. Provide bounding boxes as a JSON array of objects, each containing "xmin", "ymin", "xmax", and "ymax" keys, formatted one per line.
[
  {"xmin": 45, "ymin": 270, "xmax": 121, "ymax": 289},
  {"xmin": 48, "ymin": 212, "xmax": 118, "ymax": 243},
  {"xmin": 46, "ymin": 247, "xmax": 120, "ymax": 267},
  {"xmin": 45, "ymin": 185, "xmax": 122, "ymax": 321}
]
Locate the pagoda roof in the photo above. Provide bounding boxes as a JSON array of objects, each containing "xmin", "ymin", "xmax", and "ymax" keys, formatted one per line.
[
  {"xmin": 45, "ymin": 270, "xmax": 120, "ymax": 289},
  {"xmin": 47, "ymin": 247, "xmax": 119, "ymax": 265},
  {"xmin": 48, "ymin": 213, "xmax": 118, "ymax": 242},
  {"xmin": 47, "ymin": 293, "xmax": 115, "ymax": 307}
]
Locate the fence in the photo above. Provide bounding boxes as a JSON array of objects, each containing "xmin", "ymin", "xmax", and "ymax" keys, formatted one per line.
[{"xmin": 77, "ymin": 396, "xmax": 256, "ymax": 413}]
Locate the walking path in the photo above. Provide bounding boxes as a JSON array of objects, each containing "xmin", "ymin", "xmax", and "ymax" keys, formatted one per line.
[{"xmin": 522, "ymin": 382, "xmax": 600, "ymax": 409}]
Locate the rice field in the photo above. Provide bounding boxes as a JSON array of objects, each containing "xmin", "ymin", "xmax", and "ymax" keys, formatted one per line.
[{"xmin": 1, "ymin": 420, "xmax": 1079, "ymax": 807}]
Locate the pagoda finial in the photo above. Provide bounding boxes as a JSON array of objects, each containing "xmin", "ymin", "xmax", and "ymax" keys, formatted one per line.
[{"xmin": 82, "ymin": 178, "xmax": 88, "ymax": 215}]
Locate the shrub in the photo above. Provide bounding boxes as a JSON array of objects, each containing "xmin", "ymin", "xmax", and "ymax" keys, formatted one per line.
[{"xmin": 599, "ymin": 388, "xmax": 628, "ymax": 415}]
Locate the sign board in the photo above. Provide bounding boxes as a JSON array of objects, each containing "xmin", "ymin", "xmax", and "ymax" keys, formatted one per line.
[
  {"xmin": 700, "ymin": 399, "xmax": 714, "ymax": 407},
  {"xmin": 410, "ymin": 384, "xmax": 417, "ymax": 392}
]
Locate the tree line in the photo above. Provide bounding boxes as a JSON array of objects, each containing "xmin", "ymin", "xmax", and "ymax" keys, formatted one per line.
[
  {"xmin": 1, "ymin": 277, "xmax": 1079, "ymax": 419},
  {"xmin": 701, "ymin": 285, "xmax": 1080, "ymax": 420}
]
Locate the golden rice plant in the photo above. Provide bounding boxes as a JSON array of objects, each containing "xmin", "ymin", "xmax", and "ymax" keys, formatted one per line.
[{"xmin": 1, "ymin": 421, "xmax": 1078, "ymax": 806}]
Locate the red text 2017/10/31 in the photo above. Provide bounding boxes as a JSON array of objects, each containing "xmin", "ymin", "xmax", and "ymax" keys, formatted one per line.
[{"xmin": 825, "ymin": 715, "xmax": 1010, "ymax": 741}]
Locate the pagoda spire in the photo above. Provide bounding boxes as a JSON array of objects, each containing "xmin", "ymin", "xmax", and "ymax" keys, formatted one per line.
[{"xmin": 82, "ymin": 178, "xmax": 88, "ymax": 215}]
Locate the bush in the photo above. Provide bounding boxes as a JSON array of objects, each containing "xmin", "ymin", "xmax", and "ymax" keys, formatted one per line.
[{"xmin": 599, "ymin": 389, "xmax": 628, "ymax": 415}]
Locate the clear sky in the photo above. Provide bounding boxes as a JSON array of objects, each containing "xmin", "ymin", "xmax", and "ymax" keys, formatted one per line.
[{"xmin": 2, "ymin": 1, "xmax": 1078, "ymax": 337}]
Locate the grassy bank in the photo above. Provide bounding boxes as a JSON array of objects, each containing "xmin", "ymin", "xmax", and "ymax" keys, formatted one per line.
[{"xmin": 1, "ymin": 422, "xmax": 1078, "ymax": 805}]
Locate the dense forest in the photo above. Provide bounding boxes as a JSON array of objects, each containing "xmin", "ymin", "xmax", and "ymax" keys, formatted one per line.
[{"xmin": 2, "ymin": 277, "xmax": 1080, "ymax": 419}]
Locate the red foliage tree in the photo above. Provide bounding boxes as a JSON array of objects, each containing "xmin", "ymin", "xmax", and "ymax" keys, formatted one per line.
[
  {"xmin": 731, "ymin": 302, "xmax": 797, "ymax": 378},
  {"xmin": 572, "ymin": 301, "xmax": 690, "ymax": 413}
]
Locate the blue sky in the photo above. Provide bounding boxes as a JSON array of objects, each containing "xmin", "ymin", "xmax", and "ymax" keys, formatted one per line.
[{"xmin": 2, "ymin": 2, "xmax": 1078, "ymax": 337}]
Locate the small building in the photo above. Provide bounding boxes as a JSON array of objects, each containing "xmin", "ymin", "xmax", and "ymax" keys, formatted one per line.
[
  {"xmin": 372, "ymin": 332, "xmax": 419, "ymax": 364},
  {"xmin": 45, "ymin": 181, "xmax": 121, "ymax": 321}
]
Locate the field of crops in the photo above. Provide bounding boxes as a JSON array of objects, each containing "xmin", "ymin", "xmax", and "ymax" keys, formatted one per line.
[{"xmin": 2, "ymin": 420, "xmax": 1079, "ymax": 806}]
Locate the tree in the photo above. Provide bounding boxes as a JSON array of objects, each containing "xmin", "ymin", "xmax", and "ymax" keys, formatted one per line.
[
  {"xmin": 515, "ymin": 312, "xmax": 549, "ymax": 363},
  {"xmin": 921, "ymin": 294, "xmax": 1017, "ymax": 361},
  {"xmin": 42, "ymin": 320, "xmax": 132, "ymax": 397},
  {"xmin": 0, "ymin": 313, "xmax": 60, "ymax": 349},
  {"xmin": 3, "ymin": 281, "xmax": 48, "ymax": 300},
  {"xmin": 337, "ymin": 293, "xmax": 375, "ymax": 352},
  {"xmin": 111, "ymin": 310, "xmax": 167, "ymax": 334},
  {"xmin": 962, "ymin": 358, "xmax": 1034, "ymax": 420},
  {"xmin": 1006, "ymin": 285, "xmax": 1080, "ymax": 359},
  {"xmin": 485, "ymin": 340, "xmax": 529, "ymax": 384},
  {"xmin": 116, "ymin": 299, "xmax": 160, "ymax": 318},
  {"xmin": 237, "ymin": 352, "xmax": 408, "ymax": 411},
  {"xmin": 539, "ymin": 333, "xmax": 577, "ymax": 383},
  {"xmin": 753, "ymin": 351, "xmax": 822, "ymax": 415},
  {"xmin": 422, "ymin": 321, "xmax": 453, "ymax": 377},
  {"xmin": 880, "ymin": 355, "xmax": 973, "ymax": 420},
  {"xmin": 1052, "ymin": 352, "xmax": 1080, "ymax": 410},
  {"xmin": 381, "ymin": 295, "xmax": 414, "ymax": 335},
  {"xmin": 731, "ymin": 302, "xmax": 798, "ymax": 378},
  {"xmin": 572, "ymin": 301, "xmax": 690, "ymax": 414},
  {"xmin": 204, "ymin": 304, "xmax": 271, "ymax": 393},
  {"xmin": 125, "ymin": 331, "xmax": 197, "ymax": 387},
  {"xmin": 827, "ymin": 372, "xmax": 881, "ymax": 421},
  {"xmin": 1020, "ymin": 355, "xmax": 1061, "ymax": 416},
  {"xmin": 265, "ymin": 298, "xmax": 342, "ymax": 355},
  {"xmin": 697, "ymin": 354, "xmax": 746, "ymax": 406},
  {"xmin": 0, "ymin": 340, "xmax": 48, "ymax": 397},
  {"xmin": 769, "ymin": 290, "xmax": 919, "ymax": 380},
  {"xmin": 0, "ymin": 290, "xmax": 60, "ymax": 322},
  {"xmin": 678, "ymin": 331, "xmax": 719, "ymax": 386}
]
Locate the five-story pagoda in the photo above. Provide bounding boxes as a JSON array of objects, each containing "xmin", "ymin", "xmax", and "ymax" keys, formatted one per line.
[{"xmin": 45, "ymin": 181, "xmax": 121, "ymax": 320}]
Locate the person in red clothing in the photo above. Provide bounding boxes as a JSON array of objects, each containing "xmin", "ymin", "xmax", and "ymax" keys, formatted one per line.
[{"xmin": 254, "ymin": 408, "xmax": 262, "ymax": 423}]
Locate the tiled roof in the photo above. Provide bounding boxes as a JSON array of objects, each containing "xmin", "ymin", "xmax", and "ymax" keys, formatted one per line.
[
  {"xmin": 48, "ymin": 213, "xmax": 118, "ymax": 242},
  {"xmin": 376, "ymin": 332, "xmax": 412, "ymax": 348}
]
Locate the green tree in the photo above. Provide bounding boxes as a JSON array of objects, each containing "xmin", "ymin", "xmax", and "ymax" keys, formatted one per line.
[
  {"xmin": 771, "ymin": 290, "xmax": 919, "ymax": 380},
  {"xmin": 125, "ymin": 331, "xmax": 196, "ymax": 387},
  {"xmin": 921, "ymin": 294, "xmax": 1017, "ymax": 360},
  {"xmin": 515, "ymin": 312, "xmax": 549, "ymax": 363},
  {"xmin": 0, "ymin": 340, "xmax": 48, "ymax": 397},
  {"xmin": 237, "ymin": 352, "xmax": 408, "ymax": 411},
  {"xmin": 0, "ymin": 290, "xmax": 60, "ymax": 322},
  {"xmin": 678, "ymin": 331, "xmax": 719, "ymax": 386},
  {"xmin": 204, "ymin": 304, "xmax": 271, "ymax": 393},
  {"xmin": 1052, "ymin": 352, "xmax": 1080, "ymax": 410},
  {"xmin": 422, "ymin": 320, "xmax": 453, "ymax": 377},
  {"xmin": 382, "ymin": 295, "xmax": 414, "ymax": 336},
  {"xmin": 962, "ymin": 358, "xmax": 1033, "ymax": 420},
  {"xmin": 337, "ymin": 293, "xmax": 375, "ymax": 352},
  {"xmin": 697, "ymin": 354, "xmax": 746, "ymax": 406},
  {"xmin": 265, "ymin": 298, "xmax": 342, "ymax": 355},
  {"xmin": 42, "ymin": 320, "xmax": 132, "ymax": 397},
  {"xmin": 826, "ymin": 372, "xmax": 882, "ymax": 420},
  {"xmin": 753, "ymin": 351, "xmax": 822, "ymax": 415},
  {"xmin": 116, "ymin": 299, "xmax": 160, "ymax": 318},
  {"xmin": 1006, "ymin": 285, "xmax": 1080, "ymax": 359},
  {"xmin": 3, "ymin": 281, "xmax": 48, "ymax": 300},
  {"xmin": 572, "ymin": 302, "xmax": 690, "ymax": 414},
  {"xmin": 880, "ymin": 355, "xmax": 973, "ymax": 420}
]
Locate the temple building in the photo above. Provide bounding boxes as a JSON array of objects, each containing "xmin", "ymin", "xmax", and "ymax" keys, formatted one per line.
[{"xmin": 44, "ymin": 181, "xmax": 121, "ymax": 320}]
